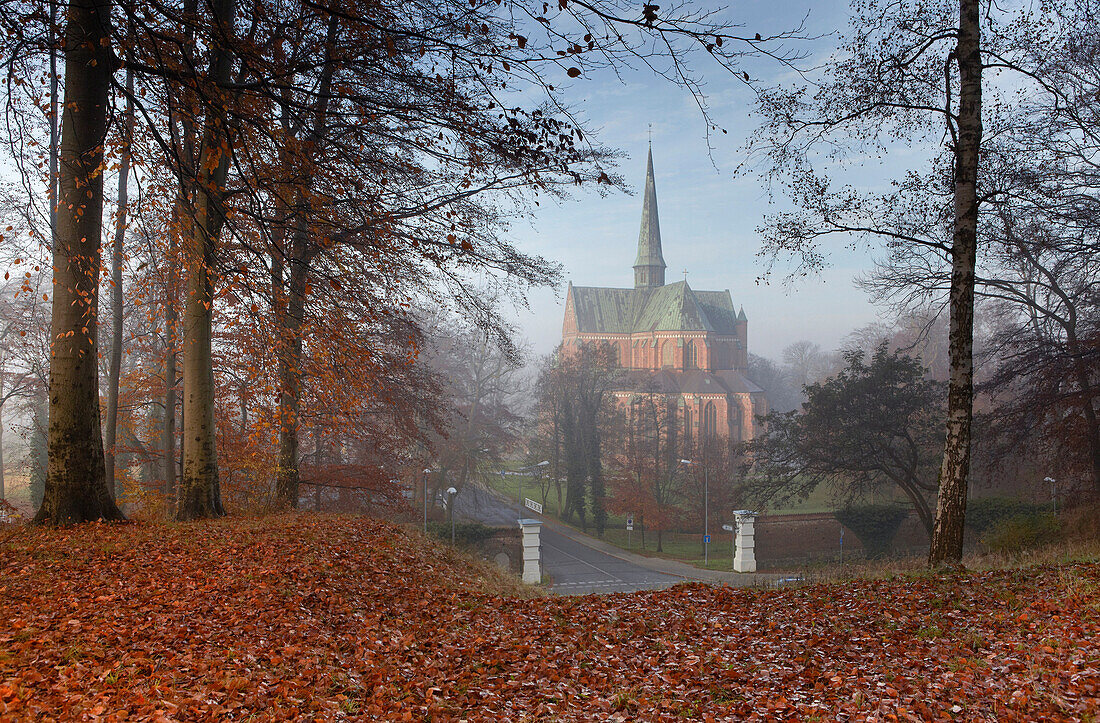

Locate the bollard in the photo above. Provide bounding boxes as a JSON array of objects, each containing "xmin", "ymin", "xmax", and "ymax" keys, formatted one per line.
[
  {"xmin": 733, "ymin": 510, "xmax": 757, "ymax": 573},
  {"xmin": 518, "ymin": 518, "xmax": 543, "ymax": 584}
]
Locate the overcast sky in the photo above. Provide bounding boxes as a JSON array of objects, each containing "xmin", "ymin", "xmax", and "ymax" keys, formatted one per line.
[{"xmin": 504, "ymin": 0, "xmax": 893, "ymax": 361}]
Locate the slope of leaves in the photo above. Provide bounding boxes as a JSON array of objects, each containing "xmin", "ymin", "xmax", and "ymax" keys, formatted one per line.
[{"xmin": 1, "ymin": 515, "xmax": 1098, "ymax": 721}]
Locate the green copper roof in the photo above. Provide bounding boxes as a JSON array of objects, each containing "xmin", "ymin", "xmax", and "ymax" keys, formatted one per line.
[{"xmin": 569, "ymin": 281, "xmax": 741, "ymax": 335}]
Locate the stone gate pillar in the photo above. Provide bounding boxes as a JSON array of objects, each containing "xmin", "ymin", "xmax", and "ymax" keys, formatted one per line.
[
  {"xmin": 518, "ymin": 519, "xmax": 542, "ymax": 584},
  {"xmin": 733, "ymin": 510, "xmax": 757, "ymax": 573}
]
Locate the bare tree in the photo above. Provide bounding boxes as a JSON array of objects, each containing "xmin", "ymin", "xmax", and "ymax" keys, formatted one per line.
[{"xmin": 748, "ymin": 0, "xmax": 1068, "ymax": 564}]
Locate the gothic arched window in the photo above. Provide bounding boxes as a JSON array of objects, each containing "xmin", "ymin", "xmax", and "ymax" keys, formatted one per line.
[
  {"xmin": 685, "ymin": 341, "xmax": 698, "ymax": 369},
  {"xmin": 605, "ymin": 341, "xmax": 620, "ymax": 366},
  {"xmin": 730, "ymin": 399, "xmax": 743, "ymax": 441},
  {"xmin": 703, "ymin": 401, "xmax": 718, "ymax": 438}
]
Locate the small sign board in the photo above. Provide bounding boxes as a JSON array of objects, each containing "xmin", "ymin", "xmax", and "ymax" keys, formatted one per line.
[
  {"xmin": 626, "ymin": 515, "xmax": 634, "ymax": 531},
  {"xmin": 703, "ymin": 535, "xmax": 711, "ymax": 544},
  {"xmin": 524, "ymin": 498, "xmax": 543, "ymax": 514}
]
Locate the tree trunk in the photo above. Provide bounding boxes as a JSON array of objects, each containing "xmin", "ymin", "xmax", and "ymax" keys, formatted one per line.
[
  {"xmin": 105, "ymin": 66, "xmax": 133, "ymax": 502},
  {"xmin": 177, "ymin": 0, "xmax": 237, "ymax": 521},
  {"xmin": 0, "ymin": 402, "xmax": 5, "ymax": 502},
  {"xmin": 929, "ymin": 0, "xmax": 982, "ymax": 566},
  {"xmin": 48, "ymin": 0, "xmax": 59, "ymax": 245},
  {"xmin": 275, "ymin": 237, "xmax": 307, "ymax": 508},
  {"xmin": 35, "ymin": 0, "xmax": 124, "ymax": 525},
  {"xmin": 178, "ymin": 192, "xmax": 225, "ymax": 520},
  {"xmin": 163, "ymin": 202, "xmax": 183, "ymax": 504}
]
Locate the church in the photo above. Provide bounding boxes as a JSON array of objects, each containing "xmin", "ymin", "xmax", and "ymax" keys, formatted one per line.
[{"xmin": 560, "ymin": 147, "xmax": 767, "ymax": 442}]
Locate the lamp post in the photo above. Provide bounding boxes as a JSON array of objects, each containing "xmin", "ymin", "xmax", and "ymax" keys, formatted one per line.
[
  {"xmin": 680, "ymin": 458, "xmax": 709, "ymax": 565},
  {"xmin": 722, "ymin": 523, "xmax": 734, "ymax": 570},
  {"xmin": 1045, "ymin": 476, "xmax": 1057, "ymax": 515},
  {"xmin": 506, "ymin": 460, "xmax": 549, "ymax": 512},
  {"xmin": 447, "ymin": 486, "xmax": 458, "ymax": 544}
]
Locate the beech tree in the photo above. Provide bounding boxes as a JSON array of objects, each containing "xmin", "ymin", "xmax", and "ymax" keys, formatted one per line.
[
  {"xmin": 32, "ymin": 0, "xmax": 125, "ymax": 524},
  {"xmin": 743, "ymin": 344, "xmax": 944, "ymax": 535},
  {"xmin": 610, "ymin": 389, "xmax": 681, "ymax": 552},
  {"xmin": 536, "ymin": 343, "xmax": 619, "ymax": 534},
  {"xmin": 861, "ymin": 5, "xmax": 1100, "ymax": 496},
  {"xmin": 0, "ymin": 0, "xmax": 804, "ymax": 523},
  {"xmin": 748, "ymin": 0, "xmax": 1076, "ymax": 564}
]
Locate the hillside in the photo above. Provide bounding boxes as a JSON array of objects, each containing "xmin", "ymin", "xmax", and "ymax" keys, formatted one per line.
[{"xmin": 1, "ymin": 515, "xmax": 1098, "ymax": 720}]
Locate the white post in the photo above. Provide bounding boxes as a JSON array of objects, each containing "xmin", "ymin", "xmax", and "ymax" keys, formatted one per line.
[
  {"xmin": 518, "ymin": 518, "xmax": 542, "ymax": 584},
  {"xmin": 733, "ymin": 510, "xmax": 757, "ymax": 573}
]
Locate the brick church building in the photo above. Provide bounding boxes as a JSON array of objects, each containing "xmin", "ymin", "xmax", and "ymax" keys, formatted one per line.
[{"xmin": 561, "ymin": 147, "xmax": 767, "ymax": 442}]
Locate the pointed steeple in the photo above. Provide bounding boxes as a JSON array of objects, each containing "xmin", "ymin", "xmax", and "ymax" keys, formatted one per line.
[{"xmin": 633, "ymin": 144, "xmax": 666, "ymax": 289}]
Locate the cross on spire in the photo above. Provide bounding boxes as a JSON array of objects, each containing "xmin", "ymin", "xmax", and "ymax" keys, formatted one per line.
[{"xmin": 682, "ymin": 269, "xmax": 689, "ymax": 281}]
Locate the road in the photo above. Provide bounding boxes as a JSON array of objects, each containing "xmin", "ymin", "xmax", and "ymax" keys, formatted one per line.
[{"xmin": 452, "ymin": 485, "xmax": 681, "ymax": 595}]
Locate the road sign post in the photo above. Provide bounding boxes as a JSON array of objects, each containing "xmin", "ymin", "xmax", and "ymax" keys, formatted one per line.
[{"xmin": 722, "ymin": 524, "xmax": 734, "ymax": 570}]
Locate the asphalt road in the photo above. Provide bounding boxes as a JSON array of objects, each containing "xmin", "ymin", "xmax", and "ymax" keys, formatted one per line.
[{"xmin": 452, "ymin": 485, "xmax": 681, "ymax": 595}]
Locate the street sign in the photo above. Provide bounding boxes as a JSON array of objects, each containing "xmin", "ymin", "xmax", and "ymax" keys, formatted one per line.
[
  {"xmin": 626, "ymin": 515, "xmax": 634, "ymax": 531},
  {"xmin": 524, "ymin": 498, "xmax": 543, "ymax": 514},
  {"xmin": 703, "ymin": 535, "xmax": 711, "ymax": 544},
  {"xmin": 721, "ymin": 524, "xmax": 733, "ymax": 532}
]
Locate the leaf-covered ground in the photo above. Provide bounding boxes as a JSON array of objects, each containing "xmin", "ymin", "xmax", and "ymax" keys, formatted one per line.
[{"xmin": 1, "ymin": 515, "xmax": 1098, "ymax": 721}]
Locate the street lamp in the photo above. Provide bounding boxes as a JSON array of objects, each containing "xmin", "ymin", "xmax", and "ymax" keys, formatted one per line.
[
  {"xmin": 1045, "ymin": 476, "xmax": 1057, "ymax": 515},
  {"xmin": 447, "ymin": 486, "xmax": 458, "ymax": 544},
  {"xmin": 680, "ymin": 458, "xmax": 709, "ymax": 565}
]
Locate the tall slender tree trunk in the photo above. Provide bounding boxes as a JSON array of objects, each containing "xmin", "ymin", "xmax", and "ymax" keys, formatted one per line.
[
  {"xmin": 177, "ymin": 0, "xmax": 237, "ymax": 520},
  {"xmin": 35, "ymin": 0, "xmax": 124, "ymax": 525},
  {"xmin": 164, "ymin": 277, "xmax": 178, "ymax": 502},
  {"xmin": 48, "ymin": 0, "xmax": 59, "ymax": 244},
  {"xmin": 0, "ymin": 401, "xmax": 6, "ymax": 502},
  {"xmin": 105, "ymin": 67, "xmax": 134, "ymax": 502},
  {"xmin": 275, "ymin": 237, "xmax": 307, "ymax": 508},
  {"xmin": 929, "ymin": 0, "xmax": 982, "ymax": 566},
  {"xmin": 273, "ymin": 15, "xmax": 337, "ymax": 510}
]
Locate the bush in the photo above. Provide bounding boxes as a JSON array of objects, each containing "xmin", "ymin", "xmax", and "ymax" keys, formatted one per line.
[
  {"xmin": 981, "ymin": 512, "xmax": 1060, "ymax": 555},
  {"xmin": 966, "ymin": 497, "xmax": 1053, "ymax": 536},
  {"xmin": 834, "ymin": 504, "xmax": 910, "ymax": 559},
  {"xmin": 428, "ymin": 521, "xmax": 499, "ymax": 548}
]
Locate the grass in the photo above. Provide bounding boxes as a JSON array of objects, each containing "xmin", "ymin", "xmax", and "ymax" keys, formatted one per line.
[
  {"xmin": 1, "ymin": 474, "xmax": 34, "ymax": 517},
  {"xmin": 795, "ymin": 536, "xmax": 1100, "ymax": 584}
]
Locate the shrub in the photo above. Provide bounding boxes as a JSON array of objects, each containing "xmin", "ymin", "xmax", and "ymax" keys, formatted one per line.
[
  {"xmin": 966, "ymin": 497, "xmax": 1053, "ymax": 536},
  {"xmin": 428, "ymin": 521, "xmax": 499, "ymax": 548},
  {"xmin": 981, "ymin": 512, "xmax": 1060, "ymax": 555},
  {"xmin": 834, "ymin": 504, "xmax": 910, "ymax": 559}
]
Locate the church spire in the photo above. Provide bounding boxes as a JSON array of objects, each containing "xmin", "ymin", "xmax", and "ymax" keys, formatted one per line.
[{"xmin": 633, "ymin": 144, "xmax": 666, "ymax": 289}]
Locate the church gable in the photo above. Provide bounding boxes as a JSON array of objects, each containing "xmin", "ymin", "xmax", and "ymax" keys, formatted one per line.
[
  {"xmin": 693, "ymin": 291, "xmax": 739, "ymax": 335},
  {"xmin": 634, "ymin": 281, "xmax": 711, "ymax": 332}
]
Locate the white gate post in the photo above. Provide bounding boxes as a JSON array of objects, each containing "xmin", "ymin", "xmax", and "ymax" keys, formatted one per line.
[
  {"xmin": 518, "ymin": 518, "xmax": 542, "ymax": 584},
  {"xmin": 733, "ymin": 510, "xmax": 757, "ymax": 573}
]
